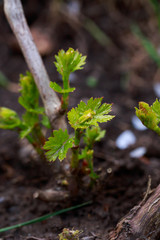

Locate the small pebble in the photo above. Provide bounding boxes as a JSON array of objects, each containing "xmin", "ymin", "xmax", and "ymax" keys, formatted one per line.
[
  {"xmin": 107, "ymin": 168, "xmax": 112, "ymax": 174},
  {"xmin": 130, "ymin": 147, "xmax": 147, "ymax": 158},
  {"xmin": 69, "ymin": 72, "xmax": 77, "ymax": 82},
  {"xmin": 67, "ymin": 1, "xmax": 80, "ymax": 16},
  {"xmin": 0, "ymin": 196, "xmax": 5, "ymax": 203},
  {"xmin": 116, "ymin": 130, "xmax": 136, "ymax": 149},
  {"xmin": 131, "ymin": 115, "xmax": 147, "ymax": 131},
  {"xmin": 153, "ymin": 82, "xmax": 160, "ymax": 97}
]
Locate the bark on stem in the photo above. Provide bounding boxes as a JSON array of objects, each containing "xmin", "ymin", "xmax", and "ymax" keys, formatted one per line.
[
  {"xmin": 108, "ymin": 183, "xmax": 160, "ymax": 240},
  {"xmin": 4, "ymin": 0, "xmax": 66, "ymax": 130}
]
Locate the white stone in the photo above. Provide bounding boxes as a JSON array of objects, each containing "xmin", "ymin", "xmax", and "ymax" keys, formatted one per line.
[
  {"xmin": 130, "ymin": 147, "xmax": 147, "ymax": 158},
  {"xmin": 116, "ymin": 130, "xmax": 136, "ymax": 150},
  {"xmin": 67, "ymin": 1, "xmax": 80, "ymax": 16},
  {"xmin": 153, "ymin": 82, "xmax": 160, "ymax": 97},
  {"xmin": 132, "ymin": 115, "xmax": 147, "ymax": 131}
]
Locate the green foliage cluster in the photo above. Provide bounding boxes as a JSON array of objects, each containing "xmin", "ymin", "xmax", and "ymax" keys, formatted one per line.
[
  {"xmin": 0, "ymin": 48, "xmax": 114, "ymax": 179},
  {"xmin": 50, "ymin": 48, "xmax": 86, "ymax": 110},
  {"xmin": 59, "ymin": 228, "xmax": 81, "ymax": 240},
  {"xmin": 0, "ymin": 72, "xmax": 49, "ymax": 157},
  {"xmin": 44, "ymin": 48, "xmax": 114, "ymax": 179},
  {"xmin": 136, "ymin": 99, "xmax": 160, "ymax": 136},
  {"xmin": 44, "ymin": 97, "xmax": 113, "ymax": 178}
]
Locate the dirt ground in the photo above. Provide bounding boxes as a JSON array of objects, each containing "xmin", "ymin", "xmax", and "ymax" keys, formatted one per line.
[{"xmin": 0, "ymin": 1, "xmax": 160, "ymax": 239}]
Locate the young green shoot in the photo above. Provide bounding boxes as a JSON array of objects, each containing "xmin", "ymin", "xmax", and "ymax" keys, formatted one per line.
[
  {"xmin": 50, "ymin": 48, "xmax": 86, "ymax": 111},
  {"xmin": 0, "ymin": 72, "xmax": 50, "ymax": 158},
  {"xmin": 44, "ymin": 49, "xmax": 114, "ymax": 179},
  {"xmin": 136, "ymin": 99, "xmax": 160, "ymax": 136},
  {"xmin": 0, "ymin": 48, "xmax": 114, "ymax": 179},
  {"xmin": 59, "ymin": 228, "xmax": 82, "ymax": 240}
]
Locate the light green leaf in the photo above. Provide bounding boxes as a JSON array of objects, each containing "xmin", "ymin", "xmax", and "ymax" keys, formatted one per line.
[
  {"xmin": 83, "ymin": 126, "xmax": 106, "ymax": 146},
  {"xmin": 68, "ymin": 97, "xmax": 114, "ymax": 129},
  {"xmin": 78, "ymin": 148, "xmax": 94, "ymax": 161},
  {"xmin": 0, "ymin": 107, "xmax": 21, "ymax": 129},
  {"xmin": 20, "ymin": 112, "xmax": 39, "ymax": 138},
  {"xmin": 20, "ymin": 126, "xmax": 33, "ymax": 139},
  {"xmin": 50, "ymin": 82, "xmax": 75, "ymax": 93},
  {"xmin": 136, "ymin": 101, "xmax": 160, "ymax": 135},
  {"xmin": 22, "ymin": 111, "xmax": 39, "ymax": 126},
  {"xmin": 44, "ymin": 129, "xmax": 74, "ymax": 161},
  {"xmin": 151, "ymin": 99, "xmax": 160, "ymax": 120},
  {"xmin": 78, "ymin": 147, "xmax": 88, "ymax": 160},
  {"xmin": 18, "ymin": 72, "xmax": 44, "ymax": 114},
  {"xmin": 41, "ymin": 115, "xmax": 51, "ymax": 129},
  {"xmin": 54, "ymin": 48, "xmax": 86, "ymax": 76},
  {"xmin": 27, "ymin": 107, "xmax": 44, "ymax": 115}
]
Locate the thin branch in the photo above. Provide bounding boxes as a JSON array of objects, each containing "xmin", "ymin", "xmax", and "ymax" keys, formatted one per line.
[{"xmin": 4, "ymin": 0, "xmax": 65, "ymax": 129}]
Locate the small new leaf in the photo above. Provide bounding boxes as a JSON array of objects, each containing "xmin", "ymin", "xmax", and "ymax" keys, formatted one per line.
[
  {"xmin": 83, "ymin": 126, "xmax": 106, "ymax": 147},
  {"xmin": 0, "ymin": 107, "xmax": 21, "ymax": 129},
  {"xmin": 18, "ymin": 72, "xmax": 44, "ymax": 114},
  {"xmin": 50, "ymin": 82, "xmax": 75, "ymax": 93},
  {"xmin": 54, "ymin": 48, "xmax": 86, "ymax": 76},
  {"xmin": 20, "ymin": 126, "xmax": 33, "ymax": 139},
  {"xmin": 44, "ymin": 129, "xmax": 74, "ymax": 161},
  {"xmin": 20, "ymin": 112, "xmax": 39, "ymax": 138},
  {"xmin": 151, "ymin": 99, "xmax": 160, "ymax": 120},
  {"xmin": 59, "ymin": 228, "xmax": 81, "ymax": 240},
  {"xmin": 136, "ymin": 101, "xmax": 160, "ymax": 135},
  {"xmin": 68, "ymin": 97, "xmax": 114, "ymax": 129},
  {"xmin": 41, "ymin": 115, "xmax": 51, "ymax": 129}
]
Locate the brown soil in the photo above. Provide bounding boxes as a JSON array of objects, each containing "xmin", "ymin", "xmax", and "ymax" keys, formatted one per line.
[{"xmin": 0, "ymin": 1, "xmax": 160, "ymax": 239}]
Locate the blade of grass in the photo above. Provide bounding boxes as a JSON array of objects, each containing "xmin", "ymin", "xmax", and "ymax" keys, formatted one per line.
[
  {"xmin": 131, "ymin": 24, "xmax": 160, "ymax": 67},
  {"xmin": 0, "ymin": 71, "xmax": 9, "ymax": 88},
  {"xmin": 0, "ymin": 201, "xmax": 92, "ymax": 233},
  {"xmin": 149, "ymin": 0, "xmax": 160, "ymax": 30},
  {"xmin": 84, "ymin": 17, "xmax": 111, "ymax": 47}
]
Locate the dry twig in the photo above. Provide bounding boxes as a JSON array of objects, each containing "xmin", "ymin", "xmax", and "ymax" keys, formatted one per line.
[{"xmin": 4, "ymin": 0, "xmax": 66, "ymax": 130}]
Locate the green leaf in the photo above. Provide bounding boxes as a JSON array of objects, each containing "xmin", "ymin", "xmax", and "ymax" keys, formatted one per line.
[
  {"xmin": 68, "ymin": 97, "xmax": 114, "ymax": 130},
  {"xmin": 20, "ymin": 126, "xmax": 33, "ymax": 139},
  {"xmin": 54, "ymin": 48, "xmax": 86, "ymax": 76},
  {"xmin": 22, "ymin": 111, "xmax": 39, "ymax": 126},
  {"xmin": 20, "ymin": 112, "xmax": 39, "ymax": 138},
  {"xmin": 136, "ymin": 101, "xmax": 160, "ymax": 135},
  {"xmin": 50, "ymin": 82, "xmax": 75, "ymax": 93},
  {"xmin": 151, "ymin": 99, "xmax": 160, "ymax": 120},
  {"xmin": 0, "ymin": 107, "xmax": 21, "ymax": 129},
  {"xmin": 83, "ymin": 126, "xmax": 106, "ymax": 146},
  {"xmin": 79, "ymin": 148, "xmax": 94, "ymax": 161},
  {"xmin": 59, "ymin": 228, "xmax": 81, "ymax": 240},
  {"xmin": 44, "ymin": 129, "xmax": 74, "ymax": 161},
  {"xmin": 18, "ymin": 72, "xmax": 44, "ymax": 114},
  {"xmin": 78, "ymin": 147, "xmax": 88, "ymax": 160},
  {"xmin": 41, "ymin": 115, "xmax": 51, "ymax": 129}
]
